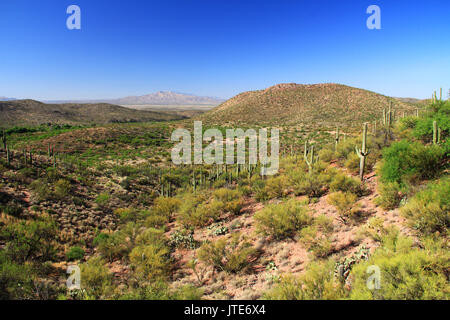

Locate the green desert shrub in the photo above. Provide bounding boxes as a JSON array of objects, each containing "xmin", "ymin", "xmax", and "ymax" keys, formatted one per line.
[
  {"xmin": 66, "ymin": 246, "xmax": 85, "ymax": 261},
  {"xmin": 400, "ymin": 177, "xmax": 449, "ymax": 235},
  {"xmin": 350, "ymin": 231, "xmax": 449, "ymax": 300},
  {"xmin": 1, "ymin": 216, "xmax": 57, "ymax": 263},
  {"xmin": 0, "ymin": 251, "xmax": 35, "ymax": 300},
  {"xmin": 344, "ymin": 152, "xmax": 360, "ymax": 174},
  {"xmin": 264, "ymin": 175, "xmax": 289, "ymax": 199},
  {"xmin": 330, "ymin": 173, "xmax": 366, "ymax": 196},
  {"xmin": 178, "ymin": 194, "xmax": 221, "ymax": 228},
  {"xmin": 318, "ymin": 148, "xmax": 335, "ymax": 163},
  {"xmin": 290, "ymin": 171, "xmax": 327, "ymax": 198},
  {"xmin": 213, "ymin": 188, "xmax": 241, "ymax": 202},
  {"xmin": 80, "ymin": 257, "xmax": 113, "ymax": 299},
  {"xmin": 95, "ymin": 232, "xmax": 128, "ymax": 262},
  {"xmin": 412, "ymin": 105, "xmax": 449, "ymax": 142},
  {"xmin": 379, "ymin": 140, "xmax": 445, "ymax": 185},
  {"xmin": 299, "ymin": 226, "xmax": 334, "ymax": 259},
  {"xmin": 327, "ymin": 191, "xmax": 359, "ymax": 222},
  {"xmin": 145, "ymin": 211, "xmax": 169, "ymax": 229},
  {"xmin": 264, "ymin": 260, "xmax": 347, "ymax": 300},
  {"xmin": 115, "ymin": 207, "xmax": 152, "ymax": 224},
  {"xmin": 153, "ymin": 197, "xmax": 181, "ymax": 217},
  {"xmin": 213, "ymin": 188, "xmax": 244, "ymax": 214},
  {"xmin": 197, "ymin": 233, "xmax": 257, "ymax": 273},
  {"xmin": 95, "ymin": 193, "xmax": 111, "ymax": 208},
  {"xmin": 53, "ymin": 179, "xmax": 72, "ymax": 200},
  {"xmin": 30, "ymin": 179, "xmax": 52, "ymax": 201},
  {"xmin": 336, "ymin": 137, "xmax": 359, "ymax": 161},
  {"xmin": 254, "ymin": 199, "xmax": 312, "ymax": 239},
  {"xmin": 375, "ymin": 181, "xmax": 403, "ymax": 210},
  {"xmin": 129, "ymin": 243, "xmax": 171, "ymax": 282}
]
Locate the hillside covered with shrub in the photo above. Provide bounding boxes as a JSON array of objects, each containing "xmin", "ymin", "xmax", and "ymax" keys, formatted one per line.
[{"xmin": 0, "ymin": 93, "xmax": 448, "ymax": 300}]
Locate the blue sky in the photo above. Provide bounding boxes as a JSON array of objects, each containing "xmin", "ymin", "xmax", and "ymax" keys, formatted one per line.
[{"xmin": 0, "ymin": 0, "xmax": 449, "ymax": 100}]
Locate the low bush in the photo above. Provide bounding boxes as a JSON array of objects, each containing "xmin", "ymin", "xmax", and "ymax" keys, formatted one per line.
[
  {"xmin": 318, "ymin": 148, "xmax": 335, "ymax": 163},
  {"xmin": 178, "ymin": 194, "xmax": 221, "ymax": 228},
  {"xmin": 254, "ymin": 199, "xmax": 312, "ymax": 239},
  {"xmin": 350, "ymin": 231, "xmax": 449, "ymax": 299},
  {"xmin": 197, "ymin": 233, "xmax": 257, "ymax": 273},
  {"xmin": 264, "ymin": 260, "xmax": 347, "ymax": 299},
  {"xmin": 1, "ymin": 216, "xmax": 57, "ymax": 263},
  {"xmin": 30, "ymin": 179, "xmax": 51, "ymax": 201},
  {"xmin": 264, "ymin": 175, "xmax": 289, "ymax": 199},
  {"xmin": 0, "ymin": 251, "xmax": 35, "ymax": 300},
  {"xmin": 129, "ymin": 243, "xmax": 171, "ymax": 282},
  {"xmin": 330, "ymin": 173, "xmax": 366, "ymax": 196},
  {"xmin": 375, "ymin": 181, "xmax": 403, "ymax": 210},
  {"xmin": 213, "ymin": 188, "xmax": 244, "ymax": 215},
  {"xmin": 95, "ymin": 232, "xmax": 128, "ymax": 262},
  {"xmin": 400, "ymin": 177, "xmax": 449, "ymax": 235},
  {"xmin": 66, "ymin": 246, "xmax": 85, "ymax": 261},
  {"xmin": 80, "ymin": 257, "xmax": 113, "ymax": 299},
  {"xmin": 53, "ymin": 179, "xmax": 72, "ymax": 200},
  {"xmin": 379, "ymin": 140, "xmax": 446, "ymax": 185},
  {"xmin": 327, "ymin": 191, "xmax": 359, "ymax": 222},
  {"xmin": 290, "ymin": 171, "xmax": 327, "ymax": 198}
]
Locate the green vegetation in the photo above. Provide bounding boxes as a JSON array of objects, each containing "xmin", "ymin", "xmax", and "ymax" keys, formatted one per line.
[
  {"xmin": 197, "ymin": 233, "xmax": 258, "ymax": 273},
  {"xmin": 0, "ymin": 90, "xmax": 447, "ymax": 301},
  {"xmin": 254, "ymin": 199, "xmax": 312, "ymax": 239}
]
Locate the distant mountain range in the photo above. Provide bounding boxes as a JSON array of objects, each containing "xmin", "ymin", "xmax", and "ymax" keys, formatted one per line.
[
  {"xmin": 43, "ymin": 91, "xmax": 224, "ymax": 106},
  {"xmin": 0, "ymin": 97, "xmax": 16, "ymax": 101}
]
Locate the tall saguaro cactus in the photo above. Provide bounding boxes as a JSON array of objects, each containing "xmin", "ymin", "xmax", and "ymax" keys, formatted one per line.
[
  {"xmin": 334, "ymin": 127, "xmax": 340, "ymax": 151},
  {"xmin": 355, "ymin": 123, "xmax": 370, "ymax": 181},
  {"xmin": 304, "ymin": 142, "xmax": 317, "ymax": 174}
]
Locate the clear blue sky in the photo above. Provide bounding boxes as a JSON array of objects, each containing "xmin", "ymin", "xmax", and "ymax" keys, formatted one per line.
[{"xmin": 0, "ymin": 0, "xmax": 449, "ymax": 100}]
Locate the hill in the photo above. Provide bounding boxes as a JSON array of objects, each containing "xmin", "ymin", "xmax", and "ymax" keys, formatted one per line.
[
  {"xmin": 201, "ymin": 83, "xmax": 416, "ymax": 128},
  {"xmin": 0, "ymin": 99, "xmax": 184, "ymax": 127}
]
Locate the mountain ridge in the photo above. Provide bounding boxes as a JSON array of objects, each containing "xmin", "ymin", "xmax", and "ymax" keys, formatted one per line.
[
  {"xmin": 0, "ymin": 99, "xmax": 184, "ymax": 127},
  {"xmin": 43, "ymin": 91, "xmax": 224, "ymax": 106},
  {"xmin": 201, "ymin": 83, "xmax": 417, "ymax": 128}
]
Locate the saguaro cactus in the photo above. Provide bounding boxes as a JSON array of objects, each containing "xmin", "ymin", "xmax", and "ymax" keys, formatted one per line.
[
  {"xmin": 433, "ymin": 120, "xmax": 441, "ymax": 145},
  {"xmin": 355, "ymin": 123, "xmax": 370, "ymax": 181},
  {"xmin": 2, "ymin": 130, "xmax": 6, "ymax": 150},
  {"xmin": 192, "ymin": 170, "xmax": 196, "ymax": 193},
  {"xmin": 304, "ymin": 142, "xmax": 317, "ymax": 174},
  {"xmin": 334, "ymin": 127, "xmax": 340, "ymax": 151},
  {"xmin": 6, "ymin": 146, "xmax": 10, "ymax": 165}
]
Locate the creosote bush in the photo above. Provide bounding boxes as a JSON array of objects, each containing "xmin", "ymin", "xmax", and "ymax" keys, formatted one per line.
[
  {"xmin": 350, "ymin": 230, "xmax": 449, "ymax": 300},
  {"xmin": 264, "ymin": 260, "xmax": 346, "ymax": 300},
  {"xmin": 254, "ymin": 199, "xmax": 312, "ymax": 239},
  {"xmin": 330, "ymin": 173, "xmax": 366, "ymax": 196},
  {"xmin": 400, "ymin": 177, "xmax": 449, "ymax": 236},
  {"xmin": 80, "ymin": 257, "xmax": 113, "ymax": 299},
  {"xmin": 375, "ymin": 181, "xmax": 403, "ymax": 210},
  {"xmin": 197, "ymin": 233, "xmax": 257, "ymax": 273},
  {"xmin": 264, "ymin": 175, "xmax": 289, "ymax": 199},
  {"xmin": 327, "ymin": 191, "xmax": 359, "ymax": 222}
]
